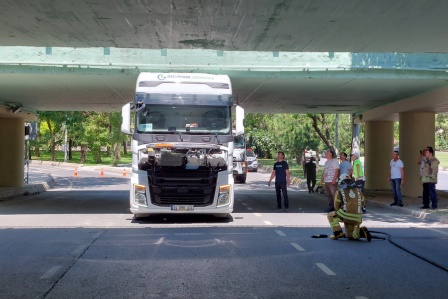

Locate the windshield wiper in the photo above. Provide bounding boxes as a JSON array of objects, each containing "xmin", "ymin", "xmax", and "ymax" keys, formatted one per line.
[{"xmin": 168, "ymin": 127, "xmax": 183, "ymax": 142}]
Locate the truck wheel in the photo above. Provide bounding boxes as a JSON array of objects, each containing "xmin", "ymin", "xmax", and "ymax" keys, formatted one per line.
[
  {"xmin": 254, "ymin": 168, "xmax": 258, "ymax": 172},
  {"xmin": 214, "ymin": 213, "xmax": 230, "ymax": 219},
  {"xmin": 134, "ymin": 213, "xmax": 149, "ymax": 220},
  {"xmin": 240, "ymin": 176, "xmax": 246, "ymax": 183}
]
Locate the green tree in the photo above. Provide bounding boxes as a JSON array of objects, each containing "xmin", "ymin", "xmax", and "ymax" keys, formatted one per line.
[
  {"xmin": 108, "ymin": 112, "xmax": 128, "ymax": 166},
  {"xmin": 38, "ymin": 112, "xmax": 66, "ymax": 161},
  {"xmin": 84, "ymin": 112, "xmax": 110, "ymax": 164},
  {"xmin": 435, "ymin": 113, "xmax": 448, "ymax": 151}
]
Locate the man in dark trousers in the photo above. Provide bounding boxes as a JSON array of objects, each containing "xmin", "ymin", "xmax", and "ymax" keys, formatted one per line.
[
  {"xmin": 304, "ymin": 157, "xmax": 317, "ymax": 193},
  {"xmin": 268, "ymin": 152, "xmax": 291, "ymax": 211}
]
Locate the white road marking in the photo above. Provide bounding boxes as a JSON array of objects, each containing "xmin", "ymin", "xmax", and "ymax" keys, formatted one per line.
[
  {"xmin": 241, "ymin": 203, "xmax": 248, "ymax": 206},
  {"xmin": 264, "ymin": 221, "xmax": 273, "ymax": 225},
  {"xmin": 246, "ymin": 207, "xmax": 254, "ymax": 211},
  {"xmin": 40, "ymin": 266, "xmax": 62, "ymax": 279},
  {"xmin": 316, "ymin": 263, "xmax": 336, "ymax": 275},
  {"xmin": 254, "ymin": 213, "xmax": 262, "ymax": 217},
  {"xmin": 275, "ymin": 230, "xmax": 286, "ymax": 236},
  {"xmin": 155, "ymin": 237, "xmax": 165, "ymax": 245},
  {"xmin": 71, "ymin": 245, "xmax": 88, "ymax": 256},
  {"xmin": 291, "ymin": 243, "xmax": 306, "ymax": 252}
]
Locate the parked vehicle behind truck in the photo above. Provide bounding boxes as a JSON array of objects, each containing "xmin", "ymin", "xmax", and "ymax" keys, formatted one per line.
[
  {"xmin": 233, "ymin": 134, "xmax": 247, "ymax": 183},
  {"xmin": 246, "ymin": 148, "xmax": 258, "ymax": 172},
  {"xmin": 121, "ymin": 72, "xmax": 244, "ymax": 219}
]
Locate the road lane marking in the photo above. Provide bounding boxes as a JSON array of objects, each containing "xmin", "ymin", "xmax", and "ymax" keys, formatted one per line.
[
  {"xmin": 275, "ymin": 230, "xmax": 286, "ymax": 236},
  {"xmin": 316, "ymin": 263, "xmax": 336, "ymax": 275},
  {"xmin": 155, "ymin": 237, "xmax": 165, "ymax": 245},
  {"xmin": 290, "ymin": 243, "xmax": 305, "ymax": 251},
  {"xmin": 241, "ymin": 202, "xmax": 248, "ymax": 206},
  {"xmin": 264, "ymin": 221, "xmax": 273, "ymax": 225},
  {"xmin": 71, "ymin": 245, "xmax": 88, "ymax": 256},
  {"xmin": 254, "ymin": 213, "xmax": 262, "ymax": 217},
  {"xmin": 40, "ymin": 266, "xmax": 62, "ymax": 279},
  {"xmin": 246, "ymin": 207, "xmax": 254, "ymax": 211}
]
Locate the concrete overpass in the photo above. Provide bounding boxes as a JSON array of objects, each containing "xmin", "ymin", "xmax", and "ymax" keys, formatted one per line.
[{"xmin": 1, "ymin": 0, "xmax": 448, "ymax": 197}]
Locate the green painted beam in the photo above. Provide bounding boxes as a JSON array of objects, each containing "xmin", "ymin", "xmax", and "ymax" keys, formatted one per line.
[{"xmin": 1, "ymin": 47, "xmax": 448, "ymax": 74}]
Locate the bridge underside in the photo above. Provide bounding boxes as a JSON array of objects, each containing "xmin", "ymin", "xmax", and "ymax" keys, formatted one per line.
[{"xmin": 1, "ymin": 48, "xmax": 448, "ymax": 120}]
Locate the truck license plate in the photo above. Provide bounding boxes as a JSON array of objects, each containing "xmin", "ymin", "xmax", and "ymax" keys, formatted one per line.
[{"xmin": 171, "ymin": 205, "xmax": 194, "ymax": 211}]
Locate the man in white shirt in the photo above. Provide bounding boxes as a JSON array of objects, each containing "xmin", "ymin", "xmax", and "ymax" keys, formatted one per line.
[
  {"xmin": 321, "ymin": 149, "xmax": 340, "ymax": 212},
  {"xmin": 388, "ymin": 150, "xmax": 404, "ymax": 207}
]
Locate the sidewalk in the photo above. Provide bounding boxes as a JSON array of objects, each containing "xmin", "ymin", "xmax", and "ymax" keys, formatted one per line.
[{"xmin": 259, "ymin": 165, "xmax": 448, "ymax": 224}]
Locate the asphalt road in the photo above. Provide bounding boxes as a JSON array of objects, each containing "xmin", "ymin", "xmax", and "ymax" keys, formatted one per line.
[{"xmin": 1, "ymin": 165, "xmax": 447, "ymax": 299}]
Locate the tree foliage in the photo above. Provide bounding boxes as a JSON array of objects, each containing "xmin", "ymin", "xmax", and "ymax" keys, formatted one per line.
[{"xmin": 245, "ymin": 113, "xmax": 354, "ymax": 163}]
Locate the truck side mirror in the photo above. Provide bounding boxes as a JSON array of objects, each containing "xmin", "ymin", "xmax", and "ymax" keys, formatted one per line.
[
  {"xmin": 121, "ymin": 103, "xmax": 132, "ymax": 135},
  {"xmin": 235, "ymin": 105, "xmax": 244, "ymax": 136}
]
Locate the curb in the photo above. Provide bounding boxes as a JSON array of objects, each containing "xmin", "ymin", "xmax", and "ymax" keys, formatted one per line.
[
  {"xmin": 29, "ymin": 160, "xmax": 83, "ymax": 168},
  {"xmin": 367, "ymin": 200, "xmax": 448, "ymax": 224},
  {"xmin": 0, "ymin": 175, "xmax": 55, "ymax": 201}
]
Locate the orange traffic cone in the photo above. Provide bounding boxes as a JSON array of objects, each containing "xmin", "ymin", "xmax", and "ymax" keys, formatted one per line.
[
  {"xmin": 122, "ymin": 168, "xmax": 126, "ymax": 177},
  {"xmin": 74, "ymin": 168, "xmax": 78, "ymax": 177},
  {"xmin": 100, "ymin": 168, "xmax": 104, "ymax": 177}
]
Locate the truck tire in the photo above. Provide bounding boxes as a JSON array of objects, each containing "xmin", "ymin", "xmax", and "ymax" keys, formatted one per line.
[
  {"xmin": 134, "ymin": 213, "xmax": 149, "ymax": 220},
  {"xmin": 214, "ymin": 213, "xmax": 230, "ymax": 219}
]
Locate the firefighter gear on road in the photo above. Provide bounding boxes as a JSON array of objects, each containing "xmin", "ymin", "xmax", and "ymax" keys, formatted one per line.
[{"xmin": 328, "ymin": 174, "xmax": 370, "ymax": 241}]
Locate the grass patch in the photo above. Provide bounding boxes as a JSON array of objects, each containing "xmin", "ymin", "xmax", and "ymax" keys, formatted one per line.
[
  {"xmin": 437, "ymin": 151, "xmax": 448, "ymax": 168},
  {"xmin": 31, "ymin": 151, "xmax": 132, "ymax": 166}
]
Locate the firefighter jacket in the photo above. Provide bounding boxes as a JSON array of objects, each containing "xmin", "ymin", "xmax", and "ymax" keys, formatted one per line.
[
  {"xmin": 334, "ymin": 184, "xmax": 365, "ymax": 223},
  {"xmin": 421, "ymin": 157, "xmax": 439, "ymax": 184}
]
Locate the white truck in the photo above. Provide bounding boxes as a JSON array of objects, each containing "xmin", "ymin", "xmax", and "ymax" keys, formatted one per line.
[
  {"xmin": 121, "ymin": 73, "xmax": 244, "ymax": 219},
  {"xmin": 233, "ymin": 134, "xmax": 247, "ymax": 183}
]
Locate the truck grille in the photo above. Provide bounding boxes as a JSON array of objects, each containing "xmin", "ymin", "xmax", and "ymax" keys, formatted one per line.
[{"xmin": 148, "ymin": 169, "xmax": 217, "ymax": 207}]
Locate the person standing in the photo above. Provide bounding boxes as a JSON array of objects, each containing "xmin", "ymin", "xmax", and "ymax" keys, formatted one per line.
[
  {"xmin": 304, "ymin": 157, "xmax": 317, "ymax": 193},
  {"xmin": 268, "ymin": 152, "xmax": 291, "ymax": 211},
  {"xmin": 389, "ymin": 150, "xmax": 404, "ymax": 207},
  {"xmin": 321, "ymin": 149, "xmax": 340, "ymax": 212},
  {"xmin": 350, "ymin": 152, "xmax": 366, "ymax": 213},
  {"xmin": 421, "ymin": 146, "xmax": 439, "ymax": 209},
  {"xmin": 418, "ymin": 148, "xmax": 427, "ymax": 204},
  {"xmin": 339, "ymin": 152, "xmax": 352, "ymax": 180},
  {"xmin": 350, "ymin": 153, "xmax": 365, "ymax": 193}
]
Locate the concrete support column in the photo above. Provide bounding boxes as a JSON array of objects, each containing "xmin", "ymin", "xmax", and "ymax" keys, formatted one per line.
[
  {"xmin": 364, "ymin": 121, "xmax": 394, "ymax": 190},
  {"xmin": 0, "ymin": 117, "xmax": 24, "ymax": 187},
  {"xmin": 399, "ymin": 112, "xmax": 435, "ymax": 197}
]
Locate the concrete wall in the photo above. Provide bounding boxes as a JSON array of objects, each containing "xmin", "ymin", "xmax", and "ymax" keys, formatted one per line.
[{"xmin": 0, "ymin": 117, "xmax": 24, "ymax": 187}]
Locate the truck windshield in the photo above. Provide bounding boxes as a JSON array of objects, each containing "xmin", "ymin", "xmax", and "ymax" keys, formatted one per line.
[
  {"xmin": 136, "ymin": 105, "xmax": 231, "ymax": 134},
  {"xmin": 234, "ymin": 136, "xmax": 245, "ymax": 148}
]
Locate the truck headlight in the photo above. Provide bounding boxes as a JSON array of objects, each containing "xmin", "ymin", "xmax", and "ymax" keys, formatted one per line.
[
  {"xmin": 134, "ymin": 184, "xmax": 148, "ymax": 206},
  {"xmin": 217, "ymin": 184, "xmax": 231, "ymax": 207}
]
